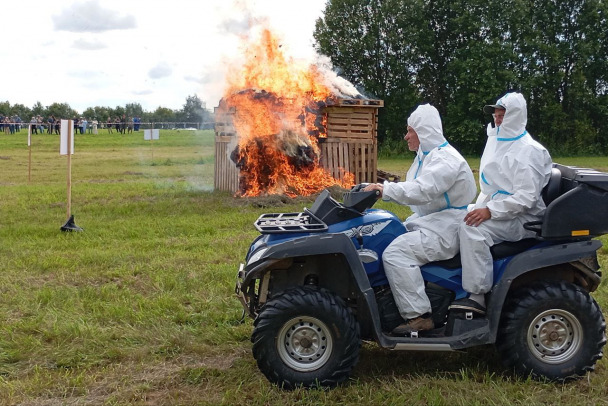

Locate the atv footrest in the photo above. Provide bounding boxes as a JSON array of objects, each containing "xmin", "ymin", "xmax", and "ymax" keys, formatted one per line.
[
  {"xmin": 445, "ymin": 311, "xmax": 488, "ymax": 336},
  {"xmin": 254, "ymin": 211, "xmax": 328, "ymax": 234}
]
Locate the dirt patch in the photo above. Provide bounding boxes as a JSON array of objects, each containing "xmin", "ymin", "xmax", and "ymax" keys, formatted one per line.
[{"xmin": 0, "ymin": 156, "xmax": 11, "ymax": 160}]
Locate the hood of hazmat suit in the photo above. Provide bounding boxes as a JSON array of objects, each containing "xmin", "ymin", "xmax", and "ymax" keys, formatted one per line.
[
  {"xmin": 476, "ymin": 92, "xmax": 552, "ymax": 220},
  {"xmin": 382, "ymin": 104, "xmax": 477, "ymax": 234}
]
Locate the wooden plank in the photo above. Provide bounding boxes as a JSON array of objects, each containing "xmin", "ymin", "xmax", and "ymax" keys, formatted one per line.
[
  {"xmin": 331, "ymin": 98, "xmax": 384, "ymax": 107},
  {"xmin": 360, "ymin": 142, "xmax": 367, "ymax": 183},
  {"xmin": 322, "ymin": 138, "xmax": 374, "ymax": 145},
  {"xmin": 341, "ymin": 142, "xmax": 349, "ymax": 177},
  {"xmin": 333, "ymin": 143, "xmax": 340, "ymax": 180},
  {"xmin": 326, "ymin": 117, "xmax": 371, "ymax": 124},
  {"xmin": 327, "ymin": 131, "xmax": 373, "ymax": 139}
]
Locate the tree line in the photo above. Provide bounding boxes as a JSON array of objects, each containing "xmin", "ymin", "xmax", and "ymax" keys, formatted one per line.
[
  {"xmin": 314, "ymin": 0, "xmax": 608, "ymax": 156},
  {"xmin": 0, "ymin": 95, "xmax": 214, "ymax": 129}
]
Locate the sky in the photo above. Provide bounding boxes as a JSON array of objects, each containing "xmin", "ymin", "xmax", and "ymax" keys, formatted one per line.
[{"xmin": 5, "ymin": 0, "xmax": 328, "ymax": 113}]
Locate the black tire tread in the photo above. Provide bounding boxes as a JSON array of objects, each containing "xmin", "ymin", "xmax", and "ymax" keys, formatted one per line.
[
  {"xmin": 251, "ymin": 285, "xmax": 360, "ymax": 389},
  {"xmin": 497, "ymin": 280, "xmax": 606, "ymax": 381}
]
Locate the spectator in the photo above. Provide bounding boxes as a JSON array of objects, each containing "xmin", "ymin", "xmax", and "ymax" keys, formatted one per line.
[
  {"xmin": 47, "ymin": 116, "xmax": 55, "ymax": 134},
  {"xmin": 37, "ymin": 116, "xmax": 44, "ymax": 134},
  {"xmin": 30, "ymin": 117, "xmax": 38, "ymax": 134},
  {"xmin": 120, "ymin": 114, "xmax": 127, "ymax": 134}
]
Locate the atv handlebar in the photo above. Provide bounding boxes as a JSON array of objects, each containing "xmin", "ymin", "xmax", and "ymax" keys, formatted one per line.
[{"xmin": 343, "ymin": 184, "xmax": 380, "ymax": 212}]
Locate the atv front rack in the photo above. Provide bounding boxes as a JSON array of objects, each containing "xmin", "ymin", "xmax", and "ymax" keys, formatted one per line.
[{"xmin": 254, "ymin": 210, "xmax": 328, "ymax": 234}]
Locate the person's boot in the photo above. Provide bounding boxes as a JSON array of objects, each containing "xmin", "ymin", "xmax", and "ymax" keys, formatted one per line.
[{"xmin": 391, "ymin": 313, "xmax": 434, "ymax": 336}]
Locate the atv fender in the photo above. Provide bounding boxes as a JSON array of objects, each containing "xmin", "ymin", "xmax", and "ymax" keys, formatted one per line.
[
  {"xmin": 487, "ymin": 239, "xmax": 602, "ymax": 342},
  {"xmin": 243, "ymin": 233, "xmax": 385, "ymax": 340}
]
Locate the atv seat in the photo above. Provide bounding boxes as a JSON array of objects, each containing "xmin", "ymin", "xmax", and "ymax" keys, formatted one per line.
[
  {"xmin": 429, "ymin": 169, "xmax": 562, "ymax": 269},
  {"xmin": 542, "ymin": 167, "xmax": 562, "ymax": 205},
  {"xmin": 429, "ymin": 238, "xmax": 540, "ymax": 269}
]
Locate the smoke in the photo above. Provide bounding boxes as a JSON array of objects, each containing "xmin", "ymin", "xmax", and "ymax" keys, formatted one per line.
[{"xmin": 314, "ymin": 55, "xmax": 363, "ymax": 99}]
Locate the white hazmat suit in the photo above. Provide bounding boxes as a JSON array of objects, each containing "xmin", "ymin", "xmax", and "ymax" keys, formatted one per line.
[
  {"xmin": 459, "ymin": 92, "xmax": 552, "ymax": 295},
  {"xmin": 382, "ymin": 104, "xmax": 477, "ymax": 320}
]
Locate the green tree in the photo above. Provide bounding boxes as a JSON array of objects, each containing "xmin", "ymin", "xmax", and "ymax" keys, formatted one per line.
[
  {"xmin": 9, "ymin": 103, "xmax": 31, "ymax": 122},
  {"xmin": 31, "ymin": 102, "xmax": 45, "ymax": 117},
  {"xmin": 125, "ymin": 103, "xmax": 144, "ymax": 121},
  {"xmin": 178, "ymin": 95, "xmax": 207, "ymax": 128},
  {"xmin": 150, "ymin": 107, "xmax": 175, "ymax": 126},
  {"xmin": 0, "ymin": 101, "xmax": 10, "ymax": 116},
  {"xmin": 47, "ymin": 103, "xmax": 78, "ymax": 120},
  {"xmin": 314, "ymin": 0, "xmax": 421, "ymax": 145},
  {"xmin": 314, "ymin": 0, "xmax": 608, "ymax": 155}
]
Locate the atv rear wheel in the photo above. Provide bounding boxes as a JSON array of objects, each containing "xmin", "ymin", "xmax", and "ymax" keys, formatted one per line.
[
  {"xmin": 251, "ymin": 286, "xmax": 360, "ymax": 389},
  {"xmin": 497, "ymin": 281, "xmax": 606, "ymax": 381}
]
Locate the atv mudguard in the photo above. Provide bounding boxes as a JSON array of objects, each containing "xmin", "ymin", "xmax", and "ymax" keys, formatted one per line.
[
  {"xmin": 486, "ymin": 239, "xmax": 602, "ymax": 342},
  {"xmin": 242, "ymin": 232, "xmax": 385, "ymax": 340}
]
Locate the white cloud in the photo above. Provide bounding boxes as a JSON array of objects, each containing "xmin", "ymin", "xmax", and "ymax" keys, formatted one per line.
[
  {"xmin": 73, "ymin": 38, "xmax": 107, "ymax": 50},
  {"xmin": 53, "ymin": 0, "xmax": 136, "ymax": 33},
  {"xmin": 4, "ymin": 0, "xmax": 328, "ymax": 113},
  {"xmin": 148, "ymin": 63, "xmax": 173, "ymax": 79}
]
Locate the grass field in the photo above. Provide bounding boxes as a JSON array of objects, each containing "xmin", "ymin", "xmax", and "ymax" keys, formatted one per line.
[{"xmin": 0, "ymin": 130, "xmax": 607, "ymax": 405}]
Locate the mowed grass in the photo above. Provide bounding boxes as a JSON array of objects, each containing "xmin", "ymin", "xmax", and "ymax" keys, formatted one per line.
[{"xmin": 0, "ymin": 130, "xmax": 607, "ymax": 405}]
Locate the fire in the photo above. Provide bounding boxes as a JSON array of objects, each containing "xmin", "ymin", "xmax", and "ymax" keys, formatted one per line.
[{"xmin": 221, "ymin": 28, "xmax": 354, "ymax": 197}]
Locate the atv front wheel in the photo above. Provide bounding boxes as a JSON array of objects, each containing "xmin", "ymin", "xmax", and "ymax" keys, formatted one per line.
[
  {"xmin": 497, "ymin": 281, "xmax": 606, "ymax": 381},
  {"xmin": 251, "ymin": 286, "xmax": 360, "ymax": 389}
]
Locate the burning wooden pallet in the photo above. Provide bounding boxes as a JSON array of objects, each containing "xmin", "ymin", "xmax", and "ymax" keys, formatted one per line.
[{"xmin": 214, "ymin": 98, "xmax": 383, "ymax": 194}]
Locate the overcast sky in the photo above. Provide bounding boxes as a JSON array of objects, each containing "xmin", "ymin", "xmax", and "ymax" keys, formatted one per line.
[{"xmin": 5, "ymin": 0, "xmax": 327, "ymax": 113}]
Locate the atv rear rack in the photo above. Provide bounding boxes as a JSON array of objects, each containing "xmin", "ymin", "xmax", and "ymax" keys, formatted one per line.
[{"xmin": 254, "ymin": 210, "xmax": 328, "ymax": 234}]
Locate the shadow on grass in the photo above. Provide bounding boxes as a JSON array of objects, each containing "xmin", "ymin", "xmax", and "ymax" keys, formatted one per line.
[{"xmin": 351, "ymin": 343, "xmax": 514, "ymax": 383}]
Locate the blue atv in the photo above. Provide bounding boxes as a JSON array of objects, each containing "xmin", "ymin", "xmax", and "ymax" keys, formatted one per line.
[{"xmin": 235, "ymin": 163, "xmax": 607, "ymax": 389}]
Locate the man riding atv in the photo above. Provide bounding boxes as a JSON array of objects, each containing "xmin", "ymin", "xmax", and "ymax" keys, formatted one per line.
[{"xmin": 363, "ymin": 103, "xmax": 476, "ymax": 335}]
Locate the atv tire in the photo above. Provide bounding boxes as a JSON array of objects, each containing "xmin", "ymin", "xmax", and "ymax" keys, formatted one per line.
[
  {"xmin": 497, "ymin": 281, "xmax": 606, "ymax": 381},
  {"xmin": 251, "ymin": 285, "xmax": 360, "ymax": 389}
]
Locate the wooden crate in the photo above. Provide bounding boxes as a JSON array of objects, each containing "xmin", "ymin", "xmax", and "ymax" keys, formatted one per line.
[
  {"xmin": 319, "ymin": 138, "xmax": 377, "ymax": 184},
  {"xmin": 319, "ymin": 99, "xmax": 381, "ymax": 183}
]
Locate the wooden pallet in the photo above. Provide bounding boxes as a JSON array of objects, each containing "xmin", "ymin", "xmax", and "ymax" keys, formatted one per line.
[
  {"xmin": 324, "ymin": 106, "xmax": 379, "ymax": 139},
  {"xmin": 319, "ymin": 138, "xmax": 377, "ymax": 184},
  {"xmin": 214, "ymin": 136, "xmax": 239, "ymax": 192}
]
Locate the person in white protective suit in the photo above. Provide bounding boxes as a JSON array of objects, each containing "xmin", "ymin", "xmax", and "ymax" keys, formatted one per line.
[
  {"xmin": 450, "ymin": 92, "xmax": 553, "ymax": 315},
  {"xmin": 364, "ymin": 104, "xmax": 476, "ymax": 335}
]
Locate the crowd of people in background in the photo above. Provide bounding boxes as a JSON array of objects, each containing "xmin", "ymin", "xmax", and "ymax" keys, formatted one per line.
[{"xmin": 0, "ymin": 114, "xmax": 142, "ymax": 135}]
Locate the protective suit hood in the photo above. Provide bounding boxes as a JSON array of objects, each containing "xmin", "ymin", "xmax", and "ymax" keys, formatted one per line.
[
  {"xmin": 477, "ymin": 92, "xmax": 552, "ymax": 220},
  {"xmin": 407, "ymin": 104, "xmax": 447, "ymax": 153},
  {"xmin": 492, "ymin": 92, "xmax": 527, "ymax": 139}
]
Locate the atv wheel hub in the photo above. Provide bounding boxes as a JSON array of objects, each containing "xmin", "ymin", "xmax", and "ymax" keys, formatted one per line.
[
  {"xmin": 527, "ymin": 309, "xmax": 583, "ymax": 364},
  {"xmin": 277, "ymin": 316, "xmax": 333, "ymax": 372}
]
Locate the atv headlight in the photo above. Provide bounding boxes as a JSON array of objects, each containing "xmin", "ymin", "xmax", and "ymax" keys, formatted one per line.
[{"xmin": 247, "ymin": 247, "xmax": 269, "ymax": 265}]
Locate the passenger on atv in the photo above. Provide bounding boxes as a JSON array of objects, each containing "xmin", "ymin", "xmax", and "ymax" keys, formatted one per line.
[{"xmin": 454, "ymin": 92, "xmax": 552, "ymax": 316}]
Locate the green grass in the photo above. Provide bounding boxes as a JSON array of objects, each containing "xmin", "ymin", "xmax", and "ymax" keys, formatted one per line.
[{"xmin": 0, "ymin": 130, "xmax": 607, "ymax": 405}]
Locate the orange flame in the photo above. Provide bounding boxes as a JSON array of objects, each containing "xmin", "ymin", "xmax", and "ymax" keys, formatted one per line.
[{"xmin": 222, "ymin": 28, "xmax": 353, "ymax": 197}]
